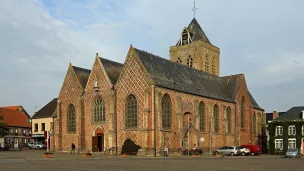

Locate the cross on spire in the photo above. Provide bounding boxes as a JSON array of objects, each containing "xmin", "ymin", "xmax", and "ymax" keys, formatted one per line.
[{"xmin": 191, "ymin": 0, "xmax": 198, "ymax": 18}]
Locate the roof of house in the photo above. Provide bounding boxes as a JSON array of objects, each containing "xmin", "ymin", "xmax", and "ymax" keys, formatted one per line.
[
  {"xmin": 134, "ymin": 47, "xmax": 263, "ymax": 110},
  {"xmin": 100, "ymin": 58, "xmax": 123, "ymax": 85},
  {"xmin": 0, "ymin": 105, "xmax": 30, "ymax": 118},
  {"xmin": 274, "ymin": 106, "xmax": 304, "ymax": 121},
  {"xmin": 187, "ymin": 18, "xmax": 212, "ymax": 45},
  {"xmin": 31, "ymin": 98, "xmax": 58, "ymax": 119},
  {"xmin": 265, "ymin": 112, "xmax": 286, "ymax": 123},
  {"xmin": 0, "ymin": 108, "xmax": 31, "ymax": 128},
  {"xmin": 72, "ymin": 66, "xmax": 91, "ymax": 89}
]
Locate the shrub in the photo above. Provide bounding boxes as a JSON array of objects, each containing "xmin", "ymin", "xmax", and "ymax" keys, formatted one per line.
[{"xmin": 121, "ymin": 138, "xmax": 141, "ymax": 155}]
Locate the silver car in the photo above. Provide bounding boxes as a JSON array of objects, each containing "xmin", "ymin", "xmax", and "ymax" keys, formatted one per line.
[
  {"xmin": 28, "ymin": 142, "xmax": 46, "ymax": 150},
  {"xmin": 215, "ymin": 146, "xmax": 240, "ymax": 156},
  {"xmin": 285, "ymin": 148, "xmax": 302, "ymax": 158}
]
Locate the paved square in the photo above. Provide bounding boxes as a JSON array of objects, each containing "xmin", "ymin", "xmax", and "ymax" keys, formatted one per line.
[{"xmin": 0, "ymin": 151, "xmax": 303, "ymax": 171}]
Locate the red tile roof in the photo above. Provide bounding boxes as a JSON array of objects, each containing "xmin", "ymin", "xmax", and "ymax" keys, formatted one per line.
[
  {"xmin": 1, "ymin": 106, "xmax": 21, "ymax": 110},
  {"xmin": 0, "ymin": 108, "xmax": 31, "ymax": 128}
]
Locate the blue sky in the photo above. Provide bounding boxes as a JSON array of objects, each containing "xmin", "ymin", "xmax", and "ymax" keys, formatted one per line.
[{"xmin": 0, "ymin": 0, "xmax": 304, "ymax": 115}]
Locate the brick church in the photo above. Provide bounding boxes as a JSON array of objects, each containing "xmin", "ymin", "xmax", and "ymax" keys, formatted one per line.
[{"xmin": 52, "ymin": 17, "xmax": 265, "ymax": 155}]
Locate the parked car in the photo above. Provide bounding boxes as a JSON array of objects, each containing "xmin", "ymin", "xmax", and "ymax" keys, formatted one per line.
[
  {"xmin": 215, "ymin": 146, "xmax": 240, "ymax": 156},
  {"xmin": 28, "ymin": 142, "xmax": 46, "ymax": 150},
  {"xmin": 240, "ymin": 144, "xmax": 260, "ymax": 156},
  {"xmin": 285, "ymin": 148, "xmax": 302, "ymax": 158},
  {"xmin": 238, "ymin": 146, "xmax": 251, "ymax": 156}
]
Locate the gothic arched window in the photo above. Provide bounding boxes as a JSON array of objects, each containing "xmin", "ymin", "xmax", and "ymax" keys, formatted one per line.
[
  {"xmin": 93, "ymin": 96, "xmax": 105, "ymax": 122},
  {"xmin": 176, "ymin": 57, "xmax": 182, "ymax": 64},
  {"xmin": 162, "ymin": 94, "xmax": 171, "ymax": 129},
  {"xmin": 199, "ymin": 102, "xmax": 205, "ymax": 132},
  {"xmin": 67, "ymin": 104, "xmax": 76, "ymax": 133},
  {"xmin": 205, "ymin": 54, "xmax": 209, "ymax": 71},
  {"xmin": 241, "ymin": 96, "xmax": 245, "ymax": 128},
  {"xmin": 226, "ymin": 107, "xmax": 232, "ymax": 134},
  {"xmin": 214, "ymin": 104, "xmax": 219, "ymax": 133},
  {"xmin": 253, "ymin": 113, "xmax": 256, "ymax": 135},
  {"xmin": 187, "ymin": 55, "xmax": 193, "ymax": 67},
  {"xmin": 126, "ymin": 94, "xmax": 138, "ymax": 129}
]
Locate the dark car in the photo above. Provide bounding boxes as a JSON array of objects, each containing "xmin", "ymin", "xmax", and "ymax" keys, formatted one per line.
[{"xmin": 240, "ymin": 144, "xmax": 260, "ymax": 156}]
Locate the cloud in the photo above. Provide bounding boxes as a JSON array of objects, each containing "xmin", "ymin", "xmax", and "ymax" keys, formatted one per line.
[{"xmin": 0, "ymin": 0, "xmax": 304, "ymax": 114}]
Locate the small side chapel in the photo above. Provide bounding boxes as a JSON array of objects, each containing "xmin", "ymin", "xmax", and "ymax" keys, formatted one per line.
[{"xmin": 52, "ymin": 17, "xmax": 265, "ymax": 155}]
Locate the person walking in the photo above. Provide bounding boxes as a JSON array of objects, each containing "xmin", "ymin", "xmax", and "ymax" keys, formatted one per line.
[{"xmin": 71, "ymin": 143, "xmax": 76, "ymax": 154}]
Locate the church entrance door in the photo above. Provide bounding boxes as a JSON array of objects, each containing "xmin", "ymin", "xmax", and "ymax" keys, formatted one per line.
[{"xmin": 92, "ymin": 127, "xmax": 104, "ymax": 152}]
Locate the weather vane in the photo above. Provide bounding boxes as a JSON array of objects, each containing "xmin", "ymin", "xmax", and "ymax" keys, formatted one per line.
[{"xmin": 191, "ymin": 0, "xmax": 198, "ymax": 18}]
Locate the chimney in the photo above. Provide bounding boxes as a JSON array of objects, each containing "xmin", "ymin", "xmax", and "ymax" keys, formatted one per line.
[{"xmin": 273, "ymin": 109, "xmax": 279, "ymax": 120}]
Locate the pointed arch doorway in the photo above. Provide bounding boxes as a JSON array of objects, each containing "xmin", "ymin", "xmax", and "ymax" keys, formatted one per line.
[
  {"xmin": 92, "ymin": 127, "xmax": 104, "ymax": 152},
  {"xmin": 182, "ymin": 112, "xmax": 198, "ymax": 150}
]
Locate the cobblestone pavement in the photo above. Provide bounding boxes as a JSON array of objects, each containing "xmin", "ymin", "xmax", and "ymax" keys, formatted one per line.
[{"xmin": 0, "ymin": 151, "xmax": 303, "ymax": 171}]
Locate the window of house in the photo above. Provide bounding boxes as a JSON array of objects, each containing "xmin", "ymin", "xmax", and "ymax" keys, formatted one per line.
[
  {"xmin": 288, "ymin": 138, "xmax": 296, "ymax": 149},
  {"xmin": 241, "ymin": 97, "xmax": 245, "ymax": 128},
  {"xmin": 213, "ymin": 104, "xmax": 219, "ymax": 134},
  {"xmin": 275, "ymin": 139, "xmax": 283, "ymax": 150},
  {"xmin": 93, "ymin": 96, "xmax": 106, "ymax": 122},
  {"xmin": 15, "ymin": 129, "xmax": 18, "ymax": 134},
  {"xmin": 199, "ymin": 102, "xmax": 205, "ymax": 132},
  {"xmin": 275, "ymin": 126, "xmax": 283, "ymax": 136},
  {"xmin": 162, "ymin": 94, "xmax": 171, "ymax": 130},
  {"xmin": 288, "ymin": 125, "xmax": 296, "ymax": 135},
  {"xmin": 34, "ymin": 123, "xmax": 38, "ymax": 132},
  {"xmin": 302, "ymin": 125, "xmax": 304, "ymax": 135},
  {"xmin": 67, "ymin": 104, "xmax": 76, "ymax": 133},
  {"xmin": 41, "ymin": 123, "xmax": 45, "ymax": 131},
  {"xmin": 226, "ymin": 107, "xmax": 232, "ymax": 134},
  {"xmin": 126, "ymin": 94, "xmax": 138, "ymax": 129}
]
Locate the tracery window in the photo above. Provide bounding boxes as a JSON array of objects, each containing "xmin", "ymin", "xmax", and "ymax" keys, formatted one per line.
[
  {"xmin": 214, "ymin": 104, "xmax": 219, "ymax": 133},
  {"xmin": 199, "ymin": 102, "xmax": 205, "ymax": 132},
  {"xmin": 126, "ymin": 94, "xmax": 138, "ymax": 129},
  {"xmin": 67, "ymin": 104, "xmax": 76, "ymax": 133},
  {"xmin": 162, "ymin": 94, "xmax": 172, "ymax": 129},
  {"xmin": 93, "ymin": 96, "xmax": 105, "ymax": 122}
]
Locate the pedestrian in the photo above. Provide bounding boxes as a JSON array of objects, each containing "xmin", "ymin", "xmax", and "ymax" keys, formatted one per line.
[{"xmin": 71, "ymin": 143, "xmax": 76, "ymax": 154}]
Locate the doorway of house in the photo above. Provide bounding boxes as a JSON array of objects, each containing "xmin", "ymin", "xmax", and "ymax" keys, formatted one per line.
[{"xmin": 92, "ymin": 127, "xmax": 104, "ymax": 152}]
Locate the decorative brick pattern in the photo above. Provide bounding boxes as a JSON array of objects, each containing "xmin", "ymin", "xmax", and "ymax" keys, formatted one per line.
[{"xmin": 54, "ymin": 47, "xmax": 264, "ymax": 156}]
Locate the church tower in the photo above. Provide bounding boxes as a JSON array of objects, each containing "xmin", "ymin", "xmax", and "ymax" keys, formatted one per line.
[{"xmin": 169, "ymin": 18, "xmax": 220, "ymax": 76}]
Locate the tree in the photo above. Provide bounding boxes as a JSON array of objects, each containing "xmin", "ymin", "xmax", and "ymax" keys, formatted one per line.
[
  {"xmin": 121, "ymin": 138, "xmax": 141, "ymax": 155},
  {"xmin": 0, "ymin": 115, "xmax": 8, "ymax": 137}
]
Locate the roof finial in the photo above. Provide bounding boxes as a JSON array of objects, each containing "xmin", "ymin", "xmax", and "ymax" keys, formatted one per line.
[{"xmin": 191, "ymin": 0, "xmax": 198, "ymax": 18}]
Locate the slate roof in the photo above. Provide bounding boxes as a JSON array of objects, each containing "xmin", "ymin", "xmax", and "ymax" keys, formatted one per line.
[
  {"xmin": 134, "ymin": 47, "xmax": 263, "ymax": 110},
  {"xmin": 0, "ymin": 108, "xmax": 31, "ymax": 128},
  {"xmin": 100, "ymin": 58, "xmax": 123, "ymax": 85},
  {"xmin": 31, "ymin": 98, "xmax": 58, "ymax": 119},
  {"xmin": 274, "ymin": 107, "xmax": 304, "ymax": 121},
  {"xmin": 187, "ymin": 18, "xmax": 212, "ymax": 45},
  {"xmin": 72, "ymin": 66, "xmax": 91, "ymax": 89},
  {"xmin": 266, "ymin": 112, "xmax": 286, "ymax": 123}
]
